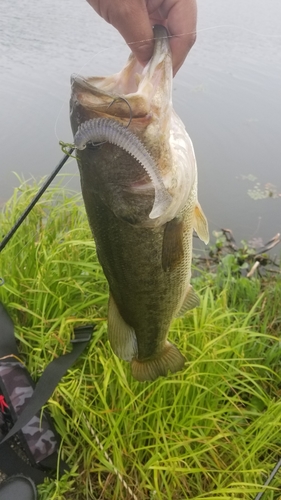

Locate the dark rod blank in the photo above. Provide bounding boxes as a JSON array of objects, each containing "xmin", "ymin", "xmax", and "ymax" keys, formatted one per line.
[{"xmin": 0, "ymin": 148, "xmax": 74, "ymax": 253}]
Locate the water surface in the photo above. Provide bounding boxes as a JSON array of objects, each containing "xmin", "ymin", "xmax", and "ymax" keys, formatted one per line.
[{"xmin": 0, "ymin": 0, "xmax": 280, "ymax": 244}]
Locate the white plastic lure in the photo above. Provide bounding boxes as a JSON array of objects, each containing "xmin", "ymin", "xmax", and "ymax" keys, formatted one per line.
[{"xmin": 74, "ymin": 117, "xmax": 172, "ymax": 219}]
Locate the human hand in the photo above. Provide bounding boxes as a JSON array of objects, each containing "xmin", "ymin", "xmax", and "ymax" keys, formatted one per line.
[{"xmin": 86, "ymin": 0, "xmax": 197, "ymax": 75}]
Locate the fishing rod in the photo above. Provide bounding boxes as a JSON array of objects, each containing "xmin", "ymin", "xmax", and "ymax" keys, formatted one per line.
[
  {"xmin": 0, "ymin": 146, "xmax": 280, "ymax": 498},
  {"xmin": 254, "ymin": 458, "xmax": 281, "ymax": 500},
  {"xmin": 0, "ymin": 147, "xmax": 74, "ymax": 256},
  {"xmin": 0, "ymin": 145, "xmax": 138, "ymax": 499}
]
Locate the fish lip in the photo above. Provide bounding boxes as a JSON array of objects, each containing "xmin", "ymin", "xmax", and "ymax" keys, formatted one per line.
[
  {"xmin": 70, "ymin": 74, "xmax": 112, "ymax": 95},
  {"xmin": 153, "ymin": 24, "xmax": 169, "ymax": 36},
  {"xmin": 71, "ymin": 74, "xmax": 85, "ymax": 88},
  {"xmin": 140, "ymin": 25, "xmax": 171, "ymax": 77}
]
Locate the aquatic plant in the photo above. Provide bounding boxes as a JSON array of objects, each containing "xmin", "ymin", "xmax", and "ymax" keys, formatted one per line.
[{"xmin": 239, "ymin": 174, "xmax": 281, "ymax": 201}]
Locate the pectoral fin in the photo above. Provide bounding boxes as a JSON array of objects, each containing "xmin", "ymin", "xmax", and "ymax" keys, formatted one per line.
[
  {"xmin": 193, "ymin": 203, "xmax": 209, "ymax": 244},
  {"xmin": 162, "ymin": 217, "xmax": 184, "ymax": 272},
  {"xmin": 108, "ymin": 294, "xmax": 138, "ymax": 361},
  {"xmin": 176, "ymin": 285, "xmax": 200, "ymax": 317}
]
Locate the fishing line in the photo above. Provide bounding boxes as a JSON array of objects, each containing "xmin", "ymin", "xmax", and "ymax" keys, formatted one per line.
[
  {"xmin": 127, "ymin": 24, "xmax": 281, "ymax": 48},
  {"xmin": 53, "ymin": 22, "xmax": 281, "ymax": 143},
  {"xmin": 53, "ymin": 46, "xmax": 111, "ymax": 143},
  {"xmin": 195, "ymin": 24, "xmax": 281, "ymax": 38},
  {"xmin": 3, "ymin": 20, "xmax": 278, "ymax": 496}
]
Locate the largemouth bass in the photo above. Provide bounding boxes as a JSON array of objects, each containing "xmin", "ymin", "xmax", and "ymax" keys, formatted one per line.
[{"xmin": 70, "ymin": 25, "xmax": 209, "ymax": 382}]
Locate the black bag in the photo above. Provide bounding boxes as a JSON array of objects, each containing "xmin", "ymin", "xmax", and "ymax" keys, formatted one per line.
[{"xmin": 0, "ymin": 303, "xmax": 94, "ymax": 485}]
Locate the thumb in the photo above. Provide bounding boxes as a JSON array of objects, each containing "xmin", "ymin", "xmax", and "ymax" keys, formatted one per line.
[{"xmin": 108, "ymin": 4, "xmax": 155, "ymax": 65}]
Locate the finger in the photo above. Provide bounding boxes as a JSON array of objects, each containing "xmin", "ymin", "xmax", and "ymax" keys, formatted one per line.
[
  {"xmin": 109, "ymin": 1, "xmax": 155, "ymax": 65},
  {"xmin": 159, "ymin": 0, "xmax": 197, "ymax": 74}
]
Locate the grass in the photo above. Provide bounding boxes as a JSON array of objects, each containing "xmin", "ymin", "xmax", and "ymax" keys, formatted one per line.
[{"xmin": 1, "ymin": 177, "xmax": 281, "ymax": 500}]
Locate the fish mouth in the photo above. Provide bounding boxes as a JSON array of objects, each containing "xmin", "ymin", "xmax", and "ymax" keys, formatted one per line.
[
  {"xmin": 71, "ymin": 26, "xmax": 174, "ymax": 221},
  {"xmin": 70, "ymin": 25, "xmax": 172, "ymax": 123}
]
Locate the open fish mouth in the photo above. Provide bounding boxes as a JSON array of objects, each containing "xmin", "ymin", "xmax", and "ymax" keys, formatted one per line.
[
  {"xmin": 71, "ymin": 25, "xmax": 174, "ymax": 221},
  {"xmin": 71, "ymin": 25, "xmax": 171, "ymax": 104}
]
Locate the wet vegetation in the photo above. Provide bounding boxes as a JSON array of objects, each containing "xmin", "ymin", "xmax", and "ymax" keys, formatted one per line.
[{"xmin": 0, "ymin": 178, "xmax": 281, "ymax": 500}]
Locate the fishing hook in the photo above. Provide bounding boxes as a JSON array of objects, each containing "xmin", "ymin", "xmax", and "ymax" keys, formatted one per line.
[
  {"xmin": 86, "ymin": 96, "xmax": 133, "ymax": 149},
  {"xmin": 107, "ymin": 96, "xmax": 133, "ymax": 128}
]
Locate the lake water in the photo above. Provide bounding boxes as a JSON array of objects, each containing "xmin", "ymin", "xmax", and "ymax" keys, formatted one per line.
[{"xmin": 0, "ymin": 0, "xmax": 280, "ymax": 245}]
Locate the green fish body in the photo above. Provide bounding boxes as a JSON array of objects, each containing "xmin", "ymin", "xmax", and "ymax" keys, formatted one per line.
[{"xmin": 70, "ymin": 26, "xmax": 209, "ymax": 381}]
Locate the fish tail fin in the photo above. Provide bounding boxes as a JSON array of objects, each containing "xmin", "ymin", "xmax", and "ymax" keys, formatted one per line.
[{"xmin": 131, "ymin": 342, "xmax": 186, "ymax": 382}]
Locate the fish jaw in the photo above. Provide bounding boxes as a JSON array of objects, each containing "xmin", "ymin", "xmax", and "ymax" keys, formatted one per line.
[
  {"xmin": 70, "ymin": 26, "xmax": 176, "ymax": 223},
  {"xmin": 70, "ymin": 25, "xmax": 174, "ymax": 180},
  {"xmin": 70, "ymin": 25, "xmax": 172, "ymax": 131}
]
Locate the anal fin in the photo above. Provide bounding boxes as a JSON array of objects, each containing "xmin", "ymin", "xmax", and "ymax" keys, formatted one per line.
[
  {"xmin": 176, "ymin": 285, "xmax": 200, "ymax": 317},
  {"xmin": 108, "ymin": 294, "xmax": 138, "ymax": 362},
  {"xmin": 131, "ymin": 342, "xmax": 185, "ymax": 382}
]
